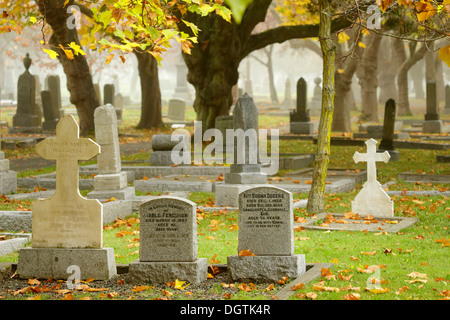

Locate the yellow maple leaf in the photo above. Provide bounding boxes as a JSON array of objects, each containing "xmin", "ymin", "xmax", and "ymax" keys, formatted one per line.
[
  {"xmin": 338, "ymin": 32, "xmax": 350, "ymax": 44},
  {"xmin": 438, "ymin": 45, "xmax": 450, "ymax": 68},
  {"xmin": 59, "ymin": 44, "xmax": 74, "ymax": 60},
  {"xmin": 174, "ymin": 279, "xmax": 190, "ymax": 290},
  {"xmin": 43, "ymin": 48, "xmax": 59, "ymax": 60},
  {"xmin": 68, "ymin": 42, "xmax": 85, "ymax": 56}
]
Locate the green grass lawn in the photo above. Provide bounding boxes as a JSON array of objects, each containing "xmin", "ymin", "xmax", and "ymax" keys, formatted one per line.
[{"xmin": 0, "ymin": 111, "xmax": 448, "ymax": 300}]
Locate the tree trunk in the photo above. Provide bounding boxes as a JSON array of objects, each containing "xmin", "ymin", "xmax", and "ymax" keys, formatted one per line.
[
  {"xmin": 36, "ymin": 0, "xmax": 98, "ymax": 136},
  {"xmin": 378, "ymin": 37, "xmax": 398, "ymax": 104},
  {"xmin": 306, "ymin": 0, "xmax": 335, "ymax": 214},
  {"xmin": 134, "ymin": 51, "xmax": 163, "ymax": 129},
  {"xmin": 332, "ymin": 34, "xmax": 361, "ymax": 132},
  {"xmin": 358, "ymin": 33, "xmax": 382, "ymax": 122},
  {"xmin": 393, "ymin": 40, "xmax": 428, "ymax": 116}
]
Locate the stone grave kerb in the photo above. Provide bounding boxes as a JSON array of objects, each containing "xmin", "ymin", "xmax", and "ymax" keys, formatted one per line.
[
  {"xmin": 32, "ymin": 115, "xmax": 103, "ymax": 248},
  {"xmin": 352, "ymin": 138, "xmax": 394, "ymax": 217}
]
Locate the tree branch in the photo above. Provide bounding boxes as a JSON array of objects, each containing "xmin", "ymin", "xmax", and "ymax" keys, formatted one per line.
[{"xmin": 241, "ymin": 15, "xmax": 353, "ymax": 59}]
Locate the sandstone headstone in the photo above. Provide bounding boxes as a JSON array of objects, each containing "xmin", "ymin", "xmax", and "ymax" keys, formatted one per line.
[
  {"xmin": 0, "ymin": 151, "xmax": 17, "ymax": 195},
  {"xmin": 352, "ymin": 138, "xmax": 394, "ymax": 217},
  {"xmin": 87, "ymin": 104, "xmax": 135, "ymax": 200},
  {"xmin": 129, "ymin": 197, "xmax": 207, "ymax": 284},
  {"xmin": 173, "ymin": 58, "xmax": 192, "ymax": 101},
  {"xmin": 443, "ymin": 84, "xmax": 450, "ymax": 115},
  {"xmin": 167, "ymin": 98, "xmax": 186, "ymax": 121},
  {"xmin": 227, "ymin": 186, "xmax": 305, "ymax": 282},
  {"xmin": 17, "ymin": 115, "xmax": 116, "ymax": 280},
  {"xmin": 149, "ymin": 133, "xmax": 188, "ymax": 166}
]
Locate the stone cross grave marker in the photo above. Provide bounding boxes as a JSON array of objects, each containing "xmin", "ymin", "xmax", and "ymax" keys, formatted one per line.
[
  {"xmin": 351, "ymin": 138, "xmax": 394, "ymax": 217},
  {"xmin": 32, "ymin": 115, "xmax": 103, "ymax": 248}
]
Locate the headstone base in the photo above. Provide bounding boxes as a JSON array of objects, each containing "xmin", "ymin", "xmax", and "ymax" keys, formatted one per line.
[
  {"xmin": 87, "ymin": 186, "xmax": 136, "ymax": 200},
  {"xmin": 227, "ymin": 254, "xmax": 306, "ymax": 283},
  {"xmin": 224, "ymin": 172, "xmax": 267, "ymax": 184},
  {"xmin": 422, "ymin": 120, "xmax": 443, "ymax": 133},
  {"xmin": 93, "ymin": 172, "xmax": 128, "ymax": 190},
  {"xmin": 377, "ymin": 149, "xmax": 399, "ymax": 162},
  {"xmin": 0, "ymin": 171, "xmax": 17, "ymax": 195},
  {"xmin": 8, "ymin": 126, "xmax": 42, "ymax": 134},
  {"xmin": 150, "ymin": 151, "xmax": 186, "ymax": 166},
  {"xmin": 351, "ymin": 182, "xmax": 394, "ymax": 218},
  {"xmin": 290, "ymin": 122, "xmax": 314, "ymax": 134},
  {"xmin": 215, "ymin": 184, "xmax": 267, "ymax": 207},
  {"xmin": 128, "ymin": 258, "xmax": 207, "ymax": 285},
  {"xmin": 42, "ymin": 120, "xmax": 59, "ymax": 132},
  {"xmin": 17, "ymin": 247, "xmax": 117, "ymax": 280}
]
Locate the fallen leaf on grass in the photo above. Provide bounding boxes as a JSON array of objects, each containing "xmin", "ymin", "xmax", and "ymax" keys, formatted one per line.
[
  {"xmin": 131, "ymin": 285, "xmax": 153, "ymax": 293},
  {"xmin": 365, "ymin": 287, "xmax": 390, "ymax": 294},
  {"xmin": 343, "ymin": 293, "xmax": 360, "ymax": 300},
  {"xmin": 290, "ymin": 283, "xmax": 304, "ymax": 291},
  {"xmin": 238, "ymin": 249, "xmax": 256, "ymax": 256},
  {"xmin": 238, "ymin": 283, "xmax": 255, "ymax": 292}
]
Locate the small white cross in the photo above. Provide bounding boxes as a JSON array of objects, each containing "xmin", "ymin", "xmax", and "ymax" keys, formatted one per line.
[{"xmin": 353, "ymin": 138, "xmax": 390, "ymax": 184}]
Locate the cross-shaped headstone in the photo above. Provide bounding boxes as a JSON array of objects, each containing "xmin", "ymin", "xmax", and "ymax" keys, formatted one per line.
[
  {"xmin": 32, "ymin": 115, "xmax": 103, "ymax": 248},
  {"xmin": 352, "ymin": 138, "xmax": 393, "ymax": 217},
  {"xmin": 353, "ymin": 138, "xmax": 390, "ymax": 185}
]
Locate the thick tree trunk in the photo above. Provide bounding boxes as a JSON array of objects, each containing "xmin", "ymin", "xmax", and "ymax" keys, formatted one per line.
[
  {"xmin": 358, "ymin": 33, "xmax": 382, "ymax": 122},
  {"xmin": 36, "ymin": 0, "xmax": 98, "ymax": 136},
  {"xmin": 134, "ymin": 51, "xmax": 163, "ymax": 129},
  {"xmin": 306, "ymin": 0, "xmax": 335, "ymax": 214}
]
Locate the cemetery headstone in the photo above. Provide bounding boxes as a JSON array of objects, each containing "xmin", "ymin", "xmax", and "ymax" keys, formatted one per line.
[
  {"xmin": 41, "ymin": 90, "xmax": 59, "ymax": 132},
  {"xmin": 377, "ymin": 99, "xmax": 399, "ymax": 161},
  {"xmin": 0, "ymin": 150, "xmax": 17, "ymax": 195},
  {"xmin": 227, "ymin": 186, "xmax": 305, "ymax": 282},
  {"xmin": 173, "ymin": 58, "xmax": 192, "ymax": 101},
  {"xmin": 33, "ymin": 74, "xmax": 43, "ymax": 119},
  {"xmin": 351, "ymin": 138, "xmax": 394, "ymax": 217},
  {"xmin": 150, "ymin": 133, "xmax": 188, "ymax": 166},
  {"xmin": 423, "ymin": 81, "xmax": 443, "ymax": 133},
  {"xmin": 281, "ymin": 78, "xmax": 293, "ymax": 109},
  {"xmin": 17, "ymin": 115, "xmax": 117, "ymax": 280},
  {"xmin": 444, "ymin": 84, "xmax": 450, "ymax": 115},
  {"xmin": 11, "ymin": 53, "xmax": 42, "ymax": 133},
  {"xmin": 167, "ymin": 98, "xmax": 186, "ymax": 122},
  {"xmin": 310, "ymin": 77, "xmax": 322, "ymax": 115},
  {"xmin": 290, "ymin": 77, "xmax": 313, "ymax": 134},
  {"xmin": 103, "ymin": 84, "xmax": 122, "ymax": 122},
  {"xmin": 47, "ymin": 75, "xmax": 64, "ymax": 119},
  {"xmin": 224, "ymin": 93, "xmax": 267, "ymax": 184},
  {"xmin": 215, "ymin": 114, "xmax": 234, "ymax": 153},
  {"xmin": 94, "ymin": 83, "xmax": 102, "ymax": 103},
  {"xmin": 87, "ymin": 104, "xmax": 135, "ymax": 200},
  {"xmin": 129, "ymin": 196, "xmax": 207, "ymax": 284}
]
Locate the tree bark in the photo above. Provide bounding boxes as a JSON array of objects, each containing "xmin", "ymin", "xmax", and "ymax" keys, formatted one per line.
[
  {"xmin": 306, "ymin": 0, "xmax": 336, "ymax": 214},
  {"xmin": 358, "ymin": 33, "xmax": 382, "ymax": 122},
  {"xmin": 36, "ymin": 0, "xmax": 99, "ymax": 136},
  {"xmin": 134, "ymin": 51, "xmax": 163, "ymax": 129}
]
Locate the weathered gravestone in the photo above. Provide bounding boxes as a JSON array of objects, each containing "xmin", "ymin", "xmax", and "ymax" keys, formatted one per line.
[
  {"xmin": 41, "ymin": 90, "xmax": 59, "ymax": 132},
  {"xmin": 227, "ymin": 186, "xmax": 305, "ymax": 282},
  {"xmin": 423, "ymin": 82, "xmax": 443, "ymax": 133},
  {"xmin": 149, "ymin": 134, "xmax": 188, "ymax": 166},
  {"xmin": 11, "ymin": 53, "xmax": 42, "ymax": 133},
  {"xmin": 224, "ymin": 93, "xmax": 267, "ymax": 184},
  {"xmin": 281, "ymin": 78, "xmax": 293, "ymax": 109},
  {"xmin": 444, "ymin": 84, "xmax": 450, "ymax": 115},
  {"xmin": 377, "ymin": 99, "xmax": 399, "ymax": 161},
  {"xmin": 103, "ymin": 84, "xmax": 122, "ymax": 122},
  {"xmin": 17, "ymin": 115, "xmax": 117, "ymax": 280},
  {"xmin": 173, "ymin": 58, "xmax": 192, "ymax": 101},
  {"xmin": 129, "ymin": 197, "xmax": 207, "ymax": 284},
  {"xmin": 309, "ymin": 77, "xmax": 322, "ymax": 115},
  {"xmin": 167, "ymin": 98, "xmax": 186, "ymax": 122},
  {"xmin": 46, "ymin": 75, "xmax": 63, "ymax": 119},
  {"xmin": 0, "ymin": 150, "xmax": 17, "ymax": 195},
  {"xmin": 352, "ymin": 138, "xmax": 394, "ymax": 217},
  {"xmin": 290, "ymin": 77, "xmax": 313, "ymax": 134},
  {"xmin": 87, "ymin": 104, "xmax": 135, "ymax": 200}
]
